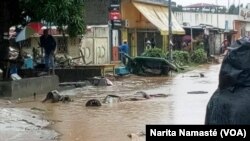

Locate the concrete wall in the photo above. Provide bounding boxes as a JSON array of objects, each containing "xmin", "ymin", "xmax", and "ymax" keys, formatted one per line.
[
  {"xmin": 55, "ymin": 69, "xmax": 102, "ymax": 82},
  {"xmin": 28, "ymin": 36, "xmax": 80, "ymax": 56},
  {"xmin": 67, "ymin": 37, "xmax": 81, "ymax": 58},
  {"xmin": 234, "ymin": 20, "xmax": 250, "ymax": 39},
  {"xmin": 0, "ymin": 75, "xmax": 59, "ymax": 98},
  {"xmin": 80, "ymin": 25, "xmax": 111, "ymax": 64}
]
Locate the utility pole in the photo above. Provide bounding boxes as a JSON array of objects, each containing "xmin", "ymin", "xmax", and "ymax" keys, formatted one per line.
[
  {"xmin": 168, "ymin": 0, "xmax": 173, "ymax": 61},
  {"xmin": 216, "ymin": 0, "xmax": 218, "ymax": 56},
  {"xmin": 216, "ymin": 0, "xmax": 219, "ymax": 28}
]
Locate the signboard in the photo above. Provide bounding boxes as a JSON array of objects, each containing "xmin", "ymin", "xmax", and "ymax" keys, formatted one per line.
[
  {"xmin": 111, "ymin": 19, "xmax": 122, "ymax": 29},
  {"xmin": 109, "ymin": 0, "xmax": 122, "ymax": 29},
  {"xmin": 109, "ymin": 4, "xmax": 120, "ymax": 11},
  {"xmin": 109, "ymin": 11, "xmax": 121, "ymax": 20},
  {"xmin": 239, "ymin": 8, "xmax": 250, "ymax": 21},
  {"xmin": 109, "ymin": 0, "xmax": 120, "ymax": 11}
]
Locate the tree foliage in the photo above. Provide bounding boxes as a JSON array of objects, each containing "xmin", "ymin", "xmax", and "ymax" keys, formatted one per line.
[
  {"xmin": 172, "ymin": 5, "xmax": 183, "ymax": 12},
  {"xmin": 141, "ymin": 48, "xmax": 167, "ymax": 58},
  {"xmin": 20, "ymin": 0, "xmax": 86, "ymax": 37},
  {"xmin": 228, "ymin": 4, "xmax": 239, "ymax": 15}
]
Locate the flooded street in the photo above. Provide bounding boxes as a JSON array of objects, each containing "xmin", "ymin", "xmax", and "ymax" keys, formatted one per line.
[
  {"xmin": 0, "ymin": 108, "xmax": 58, "ymax": 141},
  {"xmin": 1, "ymin": 63, "xmax": 221, "ymax": 141}
]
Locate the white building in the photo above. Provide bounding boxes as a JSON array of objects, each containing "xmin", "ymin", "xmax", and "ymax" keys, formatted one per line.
[{"xmin": 174, "ymin": 12, "xmax": 238, "ymax": 30}]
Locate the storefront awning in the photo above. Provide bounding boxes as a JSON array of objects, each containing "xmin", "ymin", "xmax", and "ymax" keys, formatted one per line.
[{"xmin": 132, "ymin": 2, "xmax": 185, "ymax": 35}]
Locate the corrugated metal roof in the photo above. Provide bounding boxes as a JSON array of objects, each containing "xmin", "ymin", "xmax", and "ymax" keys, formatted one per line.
[{"xmin": 184, "ymin": 3, "xmax": 224, "ymax": 8}]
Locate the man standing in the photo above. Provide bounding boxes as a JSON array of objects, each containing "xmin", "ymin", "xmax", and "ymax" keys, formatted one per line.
[
  {"xmin": 145, "ymin": 40, "xmax": 151, "ymax": 50},
  {"xmin": 40, "ymin": 29, "xmax": 56, "ymax": 71},
  {"xmin": 222, "ymin": 39, "xmax": 229, "ymax": 55},
  {"xmin": 203, "ymin": 34, "xmax": 210, "ymax": 58},
  {"xmin": 119, "ymin": 40, "xmax": 129, "ymax": 65}
]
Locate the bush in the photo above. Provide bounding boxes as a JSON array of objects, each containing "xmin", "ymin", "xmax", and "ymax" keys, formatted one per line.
[
  {"xmin": 141, "ymin": 47, "xmax": 206, "ymax": 65},
  {"xmin": 141, "ymin": 48, "xmax": 167, "ymax": 58},
  {"xmin": 193, "ymin": 42, "xmax": 205, "ymax": 51},
  {"xmin": 172, "ymin": 50, "xmax": 190, "ymax": 65},
  {"xmin": 191, "ymin": 48, "xmax": 207, "ymax": 64}
]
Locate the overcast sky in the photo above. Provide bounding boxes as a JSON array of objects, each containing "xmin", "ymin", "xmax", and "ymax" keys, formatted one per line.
[{"xmin": 173, "ymin": 0, "xmax": 250, "ymax": 8}]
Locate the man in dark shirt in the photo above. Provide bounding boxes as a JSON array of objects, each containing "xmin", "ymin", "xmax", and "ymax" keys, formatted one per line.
[{"xmin": 40, "ymin": 29, "xmax": 56, "ymax": 70}]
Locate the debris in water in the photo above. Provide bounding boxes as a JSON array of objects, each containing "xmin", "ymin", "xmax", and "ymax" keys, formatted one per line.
[
  {"xmin": 128, "ymin": 131, "xmax": 145, "ymax": 140},
  {"xmin": 199, "ymin": 73, "xmax": 205, "ymax": 77},
  {"xmin": 31, "ymin": 107, "xmax": 45, "ymax": 111},
  {"xmin": 187, "ymin": 91, "xmax": 208, "ymax": 94},
  {"xmin": 85, "ymin": 99, "xmax": 102, "ymax": 107}
]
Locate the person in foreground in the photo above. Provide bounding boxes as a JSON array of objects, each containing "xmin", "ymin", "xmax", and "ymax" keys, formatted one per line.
[{"xmin": 205, "ymin": 37, "xmax": 250, "ymax": 124}]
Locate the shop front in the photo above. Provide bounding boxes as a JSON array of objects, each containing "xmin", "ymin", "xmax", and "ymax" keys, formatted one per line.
[{"xmin": 120, "ymin": 0, "xmax": 185, "ymax": 56}]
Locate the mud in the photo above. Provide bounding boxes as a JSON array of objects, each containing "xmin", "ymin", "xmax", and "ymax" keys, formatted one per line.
[{"xmin": 0, "ymin": 108, "xmax": 59, "ymax": 141}]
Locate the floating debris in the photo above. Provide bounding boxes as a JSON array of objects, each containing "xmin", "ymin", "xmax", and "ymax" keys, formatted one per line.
[{"xmin": 187, "ymin": 91, "xmax": 208, "ymax": 94}]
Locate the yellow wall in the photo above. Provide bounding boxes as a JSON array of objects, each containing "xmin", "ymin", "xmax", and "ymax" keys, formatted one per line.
[
  {"xmin": 162, "ymin": 35, "xmax": 168, "ymax": 52},
  {"xmin": 121, "ymin": 29, "xmax": 128, "ymax": 42},
  {"xmin": 120, "ymin": 0, "xmax": 172, "ymax": 56},
  {"xmin": 130, "ymin": 29, "xmax": 137, "ymax": 57},
  {"xmin": 121, "ymin": 28, "xmax": 137, "ymax": 57},
  {"xmin": 121, "ymin": 0, "xmax": 155, "ymax": 29},
  {"xmin": 121, "ymin": 0, "xmax": 160, "ymax": 56}
]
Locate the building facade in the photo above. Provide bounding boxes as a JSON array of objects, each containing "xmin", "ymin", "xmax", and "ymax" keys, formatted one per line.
[
  {"xmin": 120, "ymin": 0, "xmax": 185, "ymax": 56},
  {"xmin": 85, "ymin": 0, "xmax": 185, "ymax": 58}
]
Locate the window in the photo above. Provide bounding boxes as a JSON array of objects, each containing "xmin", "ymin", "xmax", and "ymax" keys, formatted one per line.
[{"xmin": 56, "ymin": 37, "xmax": 68, "ymax": 53}]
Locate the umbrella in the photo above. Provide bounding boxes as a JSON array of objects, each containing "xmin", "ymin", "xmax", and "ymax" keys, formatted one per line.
[
  {"xmin": 15, "ymin": 26, "xmax": 37, "ymax": 42},
  {"xmin": 182, "ymin": 35, "xmax": 191, "ymax": 43},
  {"xmin": 27, "ymin": 22, "xmax": 43, "ymax": 33},
  {"xmin": 15, "ymin": 22, "xmax": 43, "ymax": 42}
]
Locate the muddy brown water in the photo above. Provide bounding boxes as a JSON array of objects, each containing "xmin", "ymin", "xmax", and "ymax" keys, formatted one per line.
[{"xmin": 2, "ymin": 64, "xmax": 221, "ymax": 141}]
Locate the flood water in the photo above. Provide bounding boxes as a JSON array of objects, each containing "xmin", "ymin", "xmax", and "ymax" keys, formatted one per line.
[{"xmin": 2, "ymin": 63, "xmax": 221, "ymax": 141}]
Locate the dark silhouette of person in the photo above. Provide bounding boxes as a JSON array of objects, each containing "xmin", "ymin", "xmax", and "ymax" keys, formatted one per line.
[
  {"xmin": 150, "ymin": 38, "xmax": 156, "ymax": 48},
  {"xmin": 40, "ymin": 29, "xmax": 56, "ymax": 70},
  {"xmin": 203, "ymin": 34, "xmax": 210, "ymax": 58}
]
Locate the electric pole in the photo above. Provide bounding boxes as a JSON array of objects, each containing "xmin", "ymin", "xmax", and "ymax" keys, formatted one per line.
[{"xmin": 168, "ymin": 0, "xmax": 173, "ymax": 61}]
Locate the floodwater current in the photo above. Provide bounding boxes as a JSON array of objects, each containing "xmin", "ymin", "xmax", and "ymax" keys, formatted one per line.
[{"xmin": 0, "ymin": 63, "xmax": 221, "ymax": 141}]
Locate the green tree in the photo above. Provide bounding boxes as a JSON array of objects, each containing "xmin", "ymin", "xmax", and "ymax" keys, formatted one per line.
[
  {"xmin": 228, "ymin": 4, "xmax": 239, "ymax": 15},
  {"xmin": 228, "ymin": 4, "xmax": 236, "ymax": 14},
  {"xmin": 219, "ymin": 7, "xmax": 227, "ymax": 13},
  {"xmin": 172, "ymin": 5, "xmax": 183, "ymax": 12},
  {"xmin": 0, "ymin": 0, "xmax": 86, "ymax": 48},
  {"xmin": 20, "ymin": 0, "xmax": 86, "ymax": 37},
  {"xmin": 0, "ymin": 0, "xmax": 86, "ymax": 79}
]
